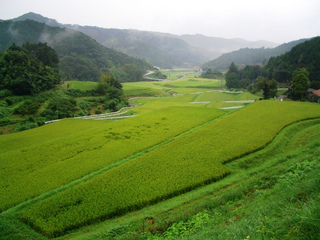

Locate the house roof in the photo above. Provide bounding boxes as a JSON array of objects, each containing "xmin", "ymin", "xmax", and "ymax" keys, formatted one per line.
[{"xmin": 313, "ymin": 89, "xmax": 320, "ymax": 97}]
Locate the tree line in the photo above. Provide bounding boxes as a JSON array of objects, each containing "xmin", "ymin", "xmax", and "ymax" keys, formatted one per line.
[
  {"xmin": 0, "ymin": 42, "xmax": 60, "ymax": 95},
  {"xmin": 224, "ymin": 37, "xmax": 320, "ymax": 101},
  {"xmin": 0, "ymin": 42, "xmax": 128, "ymax": 133},
  {"xmin": 0, "ymin": 20, "xmax": 152, "ymax": 83}
]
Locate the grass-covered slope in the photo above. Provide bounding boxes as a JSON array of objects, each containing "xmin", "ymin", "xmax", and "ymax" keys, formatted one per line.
[
  {"xmin": 143, "ymin": 119, "xmax": 320, "ymax": 240},
  {"xmin": 14, "ymin": 101, "xmax": 320, "ymax": 237},
  {"xmin": 1, "ymin": 76, "xmax": 320, "ymax": 239},
  {"xmin": 0, "ymin": 107, "xmax": 225, "ymax": 212}
]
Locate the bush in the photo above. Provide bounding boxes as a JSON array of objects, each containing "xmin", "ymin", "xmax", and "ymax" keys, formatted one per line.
[
  {"xmin": 5, "ymin": 96, "xmax": 24, "ymax": 106},
  {"xmin": 0, "ymin": 107, "xmax": 11, "ymax": 118},
  {"xmin": 95, "ymin": 109, "xmax": 102, "ymax": 114},
  {"xmin": 47, "ymin": 98, "xmax": 77, "ymax": 112},
  {"xmin": 14, "ymin": 121, "xmax": 38, "ymax": 133},
  {"xmin": 0, "ymin": 89, "xmax": 12, "ymax": 99},
  {"xmin": 77, "ymin": 100, "xmax": 93, "ymax": 111},
  {"xmin": 14, "ymin": 100, "xmax": 43, "ymax": 115},
  {"xmin": 0, "ymin": 101, "xmax": 8, "ymax": 107}
]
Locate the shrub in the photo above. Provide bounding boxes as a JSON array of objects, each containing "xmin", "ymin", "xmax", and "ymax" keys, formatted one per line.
[
  {"xmin": 14, "ymin": 121, "xmax": 38, "ymax": 133},
  {"xmin": 0, "ymin": 107, "xmax": 11, "ymax": 118},
  {"xmin": 14, "ymin": 100, "xmax": 43, "ymax": 115},
  {"xmin": 0, "ymin": 89, "xmax": 12, "ymax": 99}
]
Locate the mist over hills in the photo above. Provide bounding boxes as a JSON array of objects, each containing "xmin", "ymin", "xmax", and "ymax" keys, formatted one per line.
[
  {"xmin": 64, "ymin": 25, "xmax": 213, "ymax": 68},
  {"xmin": 179, "ymin": 34, "xmax": 278, "ymax": 54},
  {"xmin": 0, "ymin": 19, "xmax": 151, "ymax": 82},
  {"xmin": 7, "ymin": 12, "xmax": 282, "ymax": 68},
  {"xmin": 202, "ymin": 38, "xmax": 309, "ymax": 71}
]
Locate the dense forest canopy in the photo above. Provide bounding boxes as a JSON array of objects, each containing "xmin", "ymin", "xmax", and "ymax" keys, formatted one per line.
[
  {"xmin": 264, "ymin": 37, "xmax": 320, "ymax": 85},
  {"xmin": 0, "ymin": 20, "xmax": 152, "ymax": 82},
  {"xmin": 225, "ymin": 37, "xmax": 320, "ymax": 101},
  {"xmin": 0, "ymin": 42, "xmax": 60, "ymax": 95},
  {"xmin": 202, "ymin": 39, "xmax": 308, "ymax": 71}
]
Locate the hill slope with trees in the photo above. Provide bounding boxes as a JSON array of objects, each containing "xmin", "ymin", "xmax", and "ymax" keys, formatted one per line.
[
  {"xmin": 7, "ymin": 12, "xmax": 280, "ymax": 68},
  {"xmin": 202, "ymin": 39, "xmax": 308, "ymax": 71},
  {"xmin": 0, "ymin": 20, "xmax": 151, "ymax": 82},
  {"xmin": 264, "ymin": 37, "xmax": 320, "ymax": 84},
  {"xmin": 0, "ymin": 43, "xmax": 60, "ymax": 95},
  {"xmin": 180, "ymin": 34, "xmax": 278, "ymax": 54},
  {"xmin": 0, "ymin": 42, "xmax": 128, "ymax": 133},
  {"xmin": 224, "ymin": 37, "xmax": 320, "ymax": 101}
]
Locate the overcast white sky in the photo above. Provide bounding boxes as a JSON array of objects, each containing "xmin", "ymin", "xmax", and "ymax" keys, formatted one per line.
[{"xmin": 1, "ymin": 0, "xmax": 320, "ymax": 43}]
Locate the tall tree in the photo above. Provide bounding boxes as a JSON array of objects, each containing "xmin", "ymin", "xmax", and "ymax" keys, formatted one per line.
[
  {"xmin": 96, "ymin": 73, "xmax": 123, "ymax": 97},
  {"xmin": 225, "ymin": 62, "xmax": 240, "ymax": 88},
  {"xmin": 255, "ymin": 77, "xmax": 278, "ymax": 99},
  {"xmin": 289, "ymin": 68, "xmax": 310, "ymax": 100},
  {"xmin": 22, "ymin": 42, "xmax": 59, "ymax": 69}
]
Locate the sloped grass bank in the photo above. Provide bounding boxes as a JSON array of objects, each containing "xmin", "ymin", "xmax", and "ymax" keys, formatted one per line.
[
  {"xmin": 0, "ymin": 106, "xmax": 224, "ymax": 212},
  {"xmin": 17, "ymin": 101, "xmax": 320, "ymax": 237},
  {"xmin": 116, "ymin": 119, "xmax": 320, "ymax": 240}
]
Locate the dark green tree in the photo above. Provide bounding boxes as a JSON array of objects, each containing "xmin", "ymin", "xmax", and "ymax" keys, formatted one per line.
[
  {"xmin": 0, "ymin": 43, "xmax": 61, "ymax": 95},
  {"xmin": 225, "ymin": 62, "xmax": 240, "ymax": 88},
  {"xmin": 96, "ymin": 73, "xmax": 123, "ymax": 96},
  {"xmin": 226, "ymin": 73, "xmax": 240, "ymax": 89},
  {"xmin": 289, "ymin": 68, "xmax": 310, "ymax": 100},
  {"xmin": 228, "ymin": 62, "xmax": 239, "ymax": 74},
  {"xmin": 255, "ymin": 77, "xmax": 278, "ymax": 99},
  {"xmin": 22, "ymin": 42, "xmax": 59, "ymax": 69}
]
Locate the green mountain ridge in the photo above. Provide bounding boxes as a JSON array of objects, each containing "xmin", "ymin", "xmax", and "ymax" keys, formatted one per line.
[
  {"xmin": 202, "ymin": 38, "xmax": 309, "ymax": 71},
  {"xmin": 0, "ymin": 19, "xmax": 151, "ymax": 82},
  {"xmin": 6, "ymin": 12, "xmax": 280, "ymax": 68},
  {"xmin": 264, "ymin": 36, "xmax": 320, "ymax": 84},
  {"xmin": 180, "ymin": 34, "xmax": 278, "ymax": 53}
]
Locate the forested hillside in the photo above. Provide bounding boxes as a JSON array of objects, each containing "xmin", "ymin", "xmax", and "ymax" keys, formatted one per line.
[
  {"xmin": 180, "ymin": 34, "xmax": 278, "ymax": 54},
  {"xmin": 0, "ymin": 20, "xmax": 151, "ymax": 82},
  {"xmin": 0, "ymin": 42, "xmax": 60, "ymax": 95},
  {"xmin": 0, "ymin": 40, "xmax": 130, "ymax": 134},
  {"xmin": 68, "ymin": 26, "xmax": 212, "ymax": 68},
  {"xmin": 6, "ymin": 13, "xmax": 213, "ymax": 68},
  {"xmin": 223, "ymin": 37, "xmax": 320, "ymax": 102},
  {"xmin": 264, "ymin": 37, "xmax": 320, "ymax": 84},
  {"xmin": 8, "ymin": 12, "xmax": 280, "ymax": 69},
  {"xmin": 202, "ymin": 39, "xmax": 308, "ymax": 71}
]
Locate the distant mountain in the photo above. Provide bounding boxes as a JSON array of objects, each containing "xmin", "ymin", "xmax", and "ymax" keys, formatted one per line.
[
  {"xmin": 10, "ymin": 12, "xmax": 61, "ymax": 27},
  {"xmin": 202, "ymin": 39, "xmax": 308, "ymax": 71},
  {"xmin": 8, "ymin": 13, "xmax": 213, "ymax": 68},
  {"xmin": 8, "ymin": 12, "xmax": 283, "ymax": 68},
  {"xmin": 0, "ymin": 19, "xmax": 151, "ymax": 82},
  {"xmin": 179, "ymin": 34, "xmax": 278, "ymax": 54},
  {"xmin": 63, "ymin": 26, "xmax": 213, "ymax": 68}
]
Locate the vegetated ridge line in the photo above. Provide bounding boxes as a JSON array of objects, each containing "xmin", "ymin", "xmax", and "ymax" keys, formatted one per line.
[{"xmin": 2, "ymin": 109, "xmax": 236, "ymax": 215}]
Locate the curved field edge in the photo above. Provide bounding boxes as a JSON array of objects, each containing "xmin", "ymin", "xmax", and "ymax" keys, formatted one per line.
[
  {"xmin": 1, "ymin": 117, "xmax": 320, "ymax": 240},
  {"xmin": 73, "ymin": 118, "xmax": 320, "ymax": 240},
  {"xmin": 1, "ymin": 107, "xmax": 231, "ymax": 216},
  {"xmin": 144, "ymin": 121, "xmax": 320, "ymax": 240},
  {"xmin": 17, "ymin": 101, "xmax": 320, "ymax": 237},
  {"xmin": 0, "ymin": 106, "xmax": 225, "ymax": 212}
]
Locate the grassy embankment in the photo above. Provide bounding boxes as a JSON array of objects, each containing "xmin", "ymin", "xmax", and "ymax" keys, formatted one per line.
[{"xmin": 1, "ymin": 76, "xmax": 319, "ymax": 239}]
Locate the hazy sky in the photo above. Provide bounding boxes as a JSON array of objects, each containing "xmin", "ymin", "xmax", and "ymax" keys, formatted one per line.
[{"xmin": 1, "ymin": 0, "xmax": 320, "ymax": 43}]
